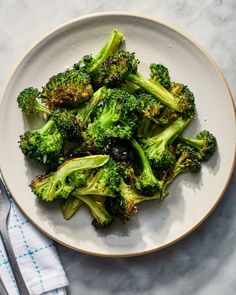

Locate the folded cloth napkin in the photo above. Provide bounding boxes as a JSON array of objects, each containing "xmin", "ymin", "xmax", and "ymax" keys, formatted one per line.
[{"xmin": 0, "ymin": 199, "xmax": 68, "ymax": 295}]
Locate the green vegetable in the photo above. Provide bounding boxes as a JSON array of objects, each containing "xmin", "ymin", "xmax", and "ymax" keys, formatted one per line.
[
  {"xmin": 30, "ymin": 155, "xmax": 110, "ymax": 202},
  {"xmin": 141, "ymin": 116, "xmax": 192, "ymax": 169},
  {"xmin": 61, "ymin": 196, "xmax": 83, "ymax": 220},
  {"xmin": 74, "ymin": 195, "xmax": 114, "ymax": 229},
  {"xmin": 131, "ymin": 139, "xmax": 163, "ymax": 196}
]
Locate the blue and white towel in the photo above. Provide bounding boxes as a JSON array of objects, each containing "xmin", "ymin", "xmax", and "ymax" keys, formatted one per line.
[{"xmin": 0, "ymin": 199, "xmax": 68, "ymax": 295}]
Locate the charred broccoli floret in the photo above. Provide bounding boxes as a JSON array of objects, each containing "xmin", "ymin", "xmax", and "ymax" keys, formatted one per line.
[
  {"xmin": 132, "ymin": 139, "xmax": 163, "ymax": 196},
  {"xmin": 136, "ymin": 91, "xmax": 163, "ymax": 120},
  {"xmin": 164, "ymin": 143, "xmax": 202, "ymax": 189},
  {"xmin": 141, "ymin": 117, "xmax": 192, "ymax": 169},
  {"xmin": 41, "ymin": 69, "xmax": 93, "ymax": 107},
  {"xmin": 83, "ymin": 88, "xmax": 139, "ymax": 151},
  {"xmin": 74, "ymin": 195, "xmax": 114, "ymax": 229},
  {"xmin": 30, "ymin": 155, "xmax": 110, "ymax": 202},
  {"xmin": 180, "ymin": 130, "xmax": 217, "ymax": 161},
  {"xmin": 19, "ymin": 119, "xmax": 64, "ymax": 167},
  {"xmin": 17, "ymin": 87, "xmax": 50, "ymax": 115},
  {"xmin": 74, "ymin": 29, "xmax": 124, "ymax": 87},
  {"xmin": 74, "ymin": 159, "xmax": 121, "ymax": 197},
  {"xmin": 51, "ymin": 86, "xmax": 106, "ymax": 139},
  {"xmin": 150, "ymin": 63, "xmax": 171, "ymax": 90},
  {"xmin": 99, "ymin": 50, "xmax": 195, "ymax": 116},
  {"xmin": 106, "ymin": 180, "xmax": 161, "ymax": 221}
]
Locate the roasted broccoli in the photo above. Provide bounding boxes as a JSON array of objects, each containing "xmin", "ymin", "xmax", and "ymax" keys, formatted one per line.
[
  {"xmin": 74, "ymin": 159, "xmax": 121, "ymax": 197},
  {"xmin": 149, "ymin": 63, "xmax": 171, "ymax": 90},
  {"xmin": 83, "ymin": 88, "xmax": 139, "ymax": 151},
  {"xmin": 99, "ymin": 50, "xmax": 195, "ymax": 116},
  {"xmin": 74, "ymin": 195, "xmax": 114, "ymax": 229},
  {"xmin": 180, "ymin": 130, "xmax": 217, "ymax": 161},
  {"xmin": 51, "ymin": 86, "xmax": 106, "ymax": 139},
  {"xmin": 106, "ymin": 180, "xmax": 161, "ymax": 221},
  {"xmin": 74, "ymin": 29, "xmax": 124, "ymax": 87},
  {"xmin": 19, "ymin": 119, "xmax": 64, "ymax": 167},
  {"xmin": 132, "ymin": 139, "xmax": 163, "ymax": 196},
  {"xmin": 61, "ymin": 196, "xmax": 83, "ymax": 220},
  {"xmin": 41, "ymin": 69, "xmax": 93, "ymax": 107},
  {"xmin": 141, "ymin": 116, "xmax": 192, "ymax": 169},
  {"xmin": 30, "ymin": 155, "xmax": 110, "ymax": 202},
  {"xmin": 17, "ymin": 87, "xmax": 50, "ymax": 115},
  {"xmin": 163, "ymin": 143, "xmax": 202, "ymax": 190}
]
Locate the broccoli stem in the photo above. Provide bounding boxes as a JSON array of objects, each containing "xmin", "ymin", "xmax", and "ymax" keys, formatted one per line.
[
  {"xmin": 56, "ymin": 155, "xmax": 110, "ymax": 180},
  {"xmin": 127, "ymin": 73, "xmax": 181, "ymax": 112},
  {"xmin": 180, "ymin": 136, "xmax": 203, "ymax": 151},
  {"xmin": 131, "ymin": 139, "xmax": 155, "ymax": 177},
  {"xmin": 75, "ymin": 86, "xmax": 106, "ymax": 122},
  {"xmin": 61, "ymin": 196, "xmax": 83, "ymax": 220},
  {"xmin": 89, "ymin": 30, "xmax": 123, "ymax": 73},
  {"xmin": 120, "ymin": 181, "xmax": 161, "ymax": 207},
  {"xmin": 145, "ymin": 117, "xmax": 191, "ymax": 148},
  {"xmin": 74, "ymin": 194, "xmax": 113, "ymax": 228},
  {"xmin": 39, "ymin": 119, "xmax": 55, "ymax": 134},
  {"xmin": 35, "ymin": 102, "xmax": 50, "ymax": 115}
]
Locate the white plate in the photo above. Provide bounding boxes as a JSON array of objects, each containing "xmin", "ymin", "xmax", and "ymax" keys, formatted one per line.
[{"xmin": 0, "ymin": 12, "xmax": 235, "ymax": 257}]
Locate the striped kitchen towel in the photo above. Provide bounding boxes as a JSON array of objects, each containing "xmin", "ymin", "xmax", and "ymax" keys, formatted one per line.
[{"xmin": 0, "ymin": 199, "xmax": 68, "ymax": 295}]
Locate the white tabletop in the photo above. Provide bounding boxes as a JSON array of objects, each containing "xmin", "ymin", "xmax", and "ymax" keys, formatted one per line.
[{"xmin": 0, "ymin": 1, "xmax": 235, "ymax": 294}]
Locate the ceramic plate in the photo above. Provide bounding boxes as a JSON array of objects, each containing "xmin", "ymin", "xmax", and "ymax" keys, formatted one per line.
[{"xmin": 0, "ymin": 12, "xmax": 235, "ymax": 256}]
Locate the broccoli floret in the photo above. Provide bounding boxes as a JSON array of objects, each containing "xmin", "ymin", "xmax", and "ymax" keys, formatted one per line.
[
  {"xmin": 106, "ymin": 180, "xmax": 161, "ymax": 221},
  {"xmin": 17, "ymin": 87, "xmax": 50, "ymax": 115},
  {"xmin": 30, "ymin": 155, "xmax": 110, "ymax": 202},
  {"xmin": 136, "ymin": 91, "xmax": 163, "ymax": 120},
  {"xmin": 141, "ymin": 117, "xmax": 192, "ymax": 169},
  {"xmin": 51, "ymin": 107, "xmax": 80, "ymax": 139},
  {"xmin": 74, "ymin": 159, "xmax": 121, "ymax": 197},
  {"xmin": 83, "ymin": 88, "xmax": 139, "ymax": 151},
  {"xmin": 74, "ymin": 195, "xmax": 114, "ymax": 229},
  {"xmin": 74, "ymin": 30, "xmax": 124, "ymax": 87},
  {"xmin": 180, "ymin": 130, "xmax": 217, "ymax": 161},
  {"xmin": 61, "ymin": 196, "xmax": 83, "ymax": 220},
  {"xmin": 164, "ymin": 143, "xmax": 202, "ymax": 189},
  {"xmin": 41, "ymin": 69, "xmax": 93, "ymax": 107},
  {"xmin": 19, "ymin": 119, "xmax": 64, "ymax": 167},
  {"xmin": 99, "ymin": 50, "xmax": 195, "ymax": 116},
  {"xmin": 51, "ymin": 86, "xmax": 106, "ymax": 139},
  {"xmin": 132, "ymin": 139, "xmax": 163, "ymax": 196},
  {"xmin": 150, "ymin": 63, "xmax": 171, "ymax": 90}
]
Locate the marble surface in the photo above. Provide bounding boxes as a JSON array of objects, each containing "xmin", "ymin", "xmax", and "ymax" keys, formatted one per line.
[{"xmin": 0, "ymin": 0, "xmax": 235, "ymax": 294}]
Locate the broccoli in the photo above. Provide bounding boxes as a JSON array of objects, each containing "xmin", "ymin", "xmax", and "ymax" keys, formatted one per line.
[
  {"xmin": 17, "ymin": 87, "xmax": 50, "ymax": 115},
  {"xmin": 149, "ymin": 63, "xmax": 171, "ymax": 90},
  {"xmin": 180, "ymin": 130, "xmax": 217, "ymax": 161},
  {"xmin": 73, "ymin": 159, "xmax": 121, "ymax": 197},
  {"xmin": 99, "ymin": 50, "xmax": 195, "ymax": 116},
  {"xmin": 164, "ymin": 143, "xmax": 202, "ymax": 188},
  {"xmin": 30, "ymin": 155, "xmax": 110, "ymax": 202},
  {"xmin": 41, "ymin": 30, "xmax": 123, "ymax": 107},
  {"xmin": 74, "ymin": 29, "xmax": 124, "ymax": 87},
  {"xmin": 19, "ymin": 119, "xmax": 64, "ymax": 167},
  {"xmin": 136, "ymin": 91, "xmax": 163, "ymax": 120},
  {"xmin": 83, "ymin": 88, "xmax": 139, "ymax": 151},
  {"xmin": 131, "ymin": 139, "xmax": 163, "ymax": 196},
  {"xmin": 51, "ymin": 86, "xmax": 106, "ymax": 139},
  {"xmin": 41, "ymin": 69, "xmax": 93, "ymax": 107},
  {"xmin": 141, "ymin": 116, "xmax": 192, "ymax": 169},
  {"xmin": 61, "ymin": 196, "xmax": 83, "ymax": 220},
  {"xmin": 74, "ymin": 195, "xmax": 114, "ymax": 229},
  {"xmin": 106, "ymin": 180, "xmax": 162, "ymax": 221}
]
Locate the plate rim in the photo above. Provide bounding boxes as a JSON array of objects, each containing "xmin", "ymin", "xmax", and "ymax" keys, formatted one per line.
[{"xmin": 0, "ymin": 11, "xmax": 235, "ymax": 257}]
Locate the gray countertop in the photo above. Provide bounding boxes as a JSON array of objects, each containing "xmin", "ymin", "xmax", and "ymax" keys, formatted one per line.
[{"xmin": 0, "ymin": 1, "xmax": 235, "ymax": 294}]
